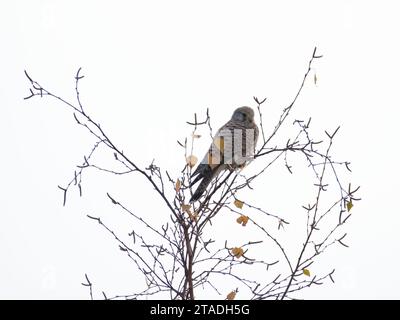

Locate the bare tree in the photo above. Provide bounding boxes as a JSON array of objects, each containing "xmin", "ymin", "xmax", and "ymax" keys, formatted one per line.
[{"xmin": 24, "ymin": 47, "xmax": 360, "ymax": 300}]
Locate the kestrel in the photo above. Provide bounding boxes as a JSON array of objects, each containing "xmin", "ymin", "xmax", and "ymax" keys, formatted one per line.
[{"xmin": 189, "ymin": 106, "xmax": 259, "ymax": 202}]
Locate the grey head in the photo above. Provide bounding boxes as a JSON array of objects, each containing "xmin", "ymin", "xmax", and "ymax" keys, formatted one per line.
[{"xmin": 231, "ymin": 106, "xmax": 255, "ymax": 125}]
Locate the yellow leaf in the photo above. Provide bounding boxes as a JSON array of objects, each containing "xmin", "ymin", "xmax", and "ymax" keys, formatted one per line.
[
  {"xmin": 231, "ymin": 247, "xmax": 244, "ymax": 258},
  {"xmin": 236, "ymin": 215, "xmax": 249, "ymax": 226},
  {"xmin": 234, "ymin": 199, "xmax": 244, "ymax": 209},
  {"xmin": 175, "ymin": 179, "xmax": 181, "ymax": 193},
  {"xmin": 186, "ymin": 155, "xmax": 198, "ymax": 168},
  {"xmin": 226, "ymin": 291, "xmax": 236, "ymax": 300},
  {"xmin": 241, "ymin": 215, "xmax": 249, "ymax": 226},
  {"xmin": 303, "ymin": 269, "xmax": 311, "ymax": 277},
  {"xmin": 236, "ymin": 216, "xmax": 244, "ymax": 224},
  {"xmin": 346, "ymin": 200, "xmax": 353, "ymax": 212}
]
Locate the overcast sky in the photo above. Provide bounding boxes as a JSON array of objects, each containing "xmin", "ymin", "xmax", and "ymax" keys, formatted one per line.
[{"xmin": 1, "ymin": 0, "xmax": 399, "ymax": 299}]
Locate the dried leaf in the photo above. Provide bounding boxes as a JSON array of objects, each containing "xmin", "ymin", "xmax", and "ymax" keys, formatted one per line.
[
  {"xmin": 346, "ymin": 200, "xmax": 353, "ymax": 212},
  {"xmin": 181, "ymin": 204, "xmax": 191, "ymax": 214},
  {"xmin": 186, "ymin": 155, "xmax": 198, "ymax": 168},
  {"xmin": 231, "ymin": 247, "xmax": 244, "ymax": 258},
  {"xmin": 314, "ymin": 73, "xmax": 318, "ymax": 85},
  {"xmin": 241, "ymin": 215, "xmax": 249, "ymax": 226},
  {"xmin": 234, "ymin": 199, "xmax": 244, "ymax": 209},
  {"xmin": 226, "ymin": 291, "xmax": 236, "ymax": 300},
  {"xmin": 192, "ymin": 133, "xmax": 201, "ymax": 139},
  {"xmin": 181, "ymin": 204, "xmax": 197, "ymax": 221},
  {"xmin": 175, "ymin": 179, "xmax": 181, "ymax": 193},
  {"xmin": 236, "ymin": 215, "xmax": 249, "ymax": 226},
  {"xmin": 188, "ymin": 212, "xmax": 198, "ymax": 222},
  {"xmin": 303, "ymin": 269, "xmax": 311, "ymax": 277}
]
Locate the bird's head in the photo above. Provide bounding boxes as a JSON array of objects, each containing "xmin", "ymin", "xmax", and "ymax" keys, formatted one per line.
[{"xmin": 231, "ymin": 106, "xmax": 255, "ymax": 125}]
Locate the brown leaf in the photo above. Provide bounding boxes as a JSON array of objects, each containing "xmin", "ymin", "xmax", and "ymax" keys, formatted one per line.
[
  {"xmin": 241, "ymin": 215, "xmax": 249, "ymax": 226},
  {"xmin": 181, "ymin": 204, "xmax": 191, "ymax": 214},
  {"xmin": 234, "ymin": 199, "xmax": 244, "ymax": 209},
  {"xmin": 226, "ymin": 291, "xmax": 236, "ymax": 300},
  {"xmin": 231, "ymin": 247, "xmax": 244, "ymax": 258},
  {"xmin": 236, "ymin": 216, "xmax": 244, "ymax": 224},
  {"xmin": 175, "ymin": 179, "xmax": 181, "ymax": 193},
  {"xmin": 236, "ymin": 215, "xmax": 249, "ymax": 226},
  {"xmin": 188, "ymin": 212, "xmax": 198, "ymax": 222}
]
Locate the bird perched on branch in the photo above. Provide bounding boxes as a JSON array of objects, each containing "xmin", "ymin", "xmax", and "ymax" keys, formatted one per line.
[{"xmin": 189, "ymin": 106, "xmax": 259, "ymax": 202}]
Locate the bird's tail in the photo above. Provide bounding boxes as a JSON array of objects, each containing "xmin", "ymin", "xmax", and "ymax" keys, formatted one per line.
[
  {"xmin": 189, "ymin": 166, "xmax": 221, "ymax": 202},
  {"xmin": 189, "ymin": 174, "xmax": 214, "ymax": 202}
]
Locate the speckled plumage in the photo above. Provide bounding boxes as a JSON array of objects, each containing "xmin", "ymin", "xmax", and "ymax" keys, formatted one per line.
[{"xmin": 189, "ymin": 107, "xmax": 259, "ymax": 202}]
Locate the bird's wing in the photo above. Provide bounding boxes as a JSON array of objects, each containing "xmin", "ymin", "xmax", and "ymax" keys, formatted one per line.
[
  {"xmin": 189, "ymin": 122, "xmax": 232, "ymax": 201},
  {"xmin": 189, "ymin": 118, "xmax": 259, "ymax": 202}
]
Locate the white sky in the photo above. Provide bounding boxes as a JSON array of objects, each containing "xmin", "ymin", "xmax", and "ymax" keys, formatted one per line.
[{"xmin": 1, "ymin": 0, "xmax": 399, "ymax": 299}]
